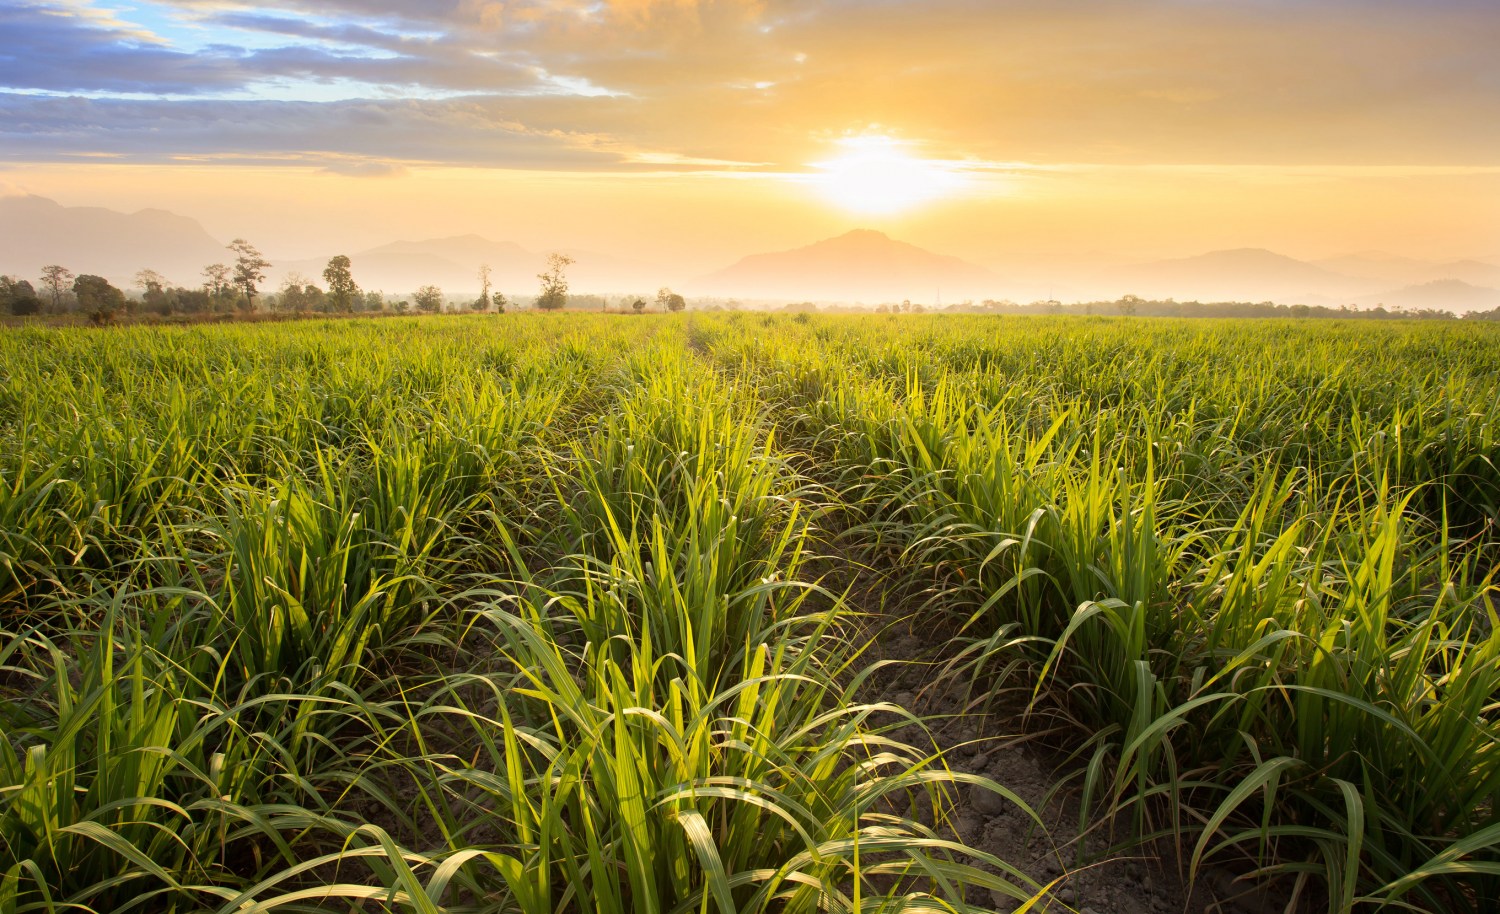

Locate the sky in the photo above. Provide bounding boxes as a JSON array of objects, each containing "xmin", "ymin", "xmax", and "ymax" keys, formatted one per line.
[{"xmin": 2, "ymin": 0, "xmax": 1498, "ymax": 273}]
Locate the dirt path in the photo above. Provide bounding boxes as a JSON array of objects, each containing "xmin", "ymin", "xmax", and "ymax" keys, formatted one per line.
[{"xmin": 835, "ymin": 560, "xmax": 1300, "ymax": 914}]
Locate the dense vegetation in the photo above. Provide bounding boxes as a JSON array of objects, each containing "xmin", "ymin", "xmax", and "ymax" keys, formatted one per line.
[{"xmin": 0, "ymin": 313, "xmax": 1496, "ymax": 913}]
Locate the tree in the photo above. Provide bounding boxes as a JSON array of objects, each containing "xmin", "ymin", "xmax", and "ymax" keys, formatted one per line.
[
  {"xmin": 474, "ymin": 263, "xmax": 493, "ymax": 312},
  {"xmin": 203, "ymin": 263, "xmax": 231, "ymax": 297},
  {"xmin": 1, "ymin": 276, "xmax": 41, "ymax": 316},
  {"xmin": 362, "ymin": 290, "xmax": 385, "ymax": 311},
  {"xmin": 322, "ymin": 255, "xmax": 359, "ymax": 313},
  {"xmin": 40, "ymin": 265, "xmax": 73, "ymax": 311},
  {"xmin": 413, "ymin": 285, "xmax": 444, "ymax": 313},
  {"xmin": 74, "ymin": 274, "xmax": 125, "ymax": 324},
  {"xmin": 228, "ymin": 239, "xmax": 270, "ymax": 312},
  {"xmin": 1117, "ymin": 294, "xmax": 1141, "ymax": 317},
  {"xmin": 175, "ymin": 288, "xmax": 212, "ymax": 313},
  {"xmin": 493, "ymin": 292, "xmax": 507, "ymax": 314},
  {"xmin": 631, "ymin": 297, "xmax": 647, "ymax": 314},
  {"xmin": 136, "ymin": 269, "xmax": 169, "ymax": 315},
  {"xmin": 536, "ymin": 253, "xmax": 574, "ymax": 311},
  {"xmin": 277, "ymin": 273, "xmax": 310, "ymax": 312},
  {"xmin": 656, "ymin": 286, "xmax": 686, "ymax": 313},
  {"xmin": 276, "ymin": 276, "xmax": 326, "ymax": 312}
]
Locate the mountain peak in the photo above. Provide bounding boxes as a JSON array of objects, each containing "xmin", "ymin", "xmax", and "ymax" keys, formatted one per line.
[
  {"xmin": 695, "ymin": 230, "xmax": 995, "ymax": 301},
  {"xmin": 0, "ymin": 195, "xmax": 225, "ymax": 284},
  {"xmin": 831, "ymin": 228, "xmax": 893, "ymax": 242}
]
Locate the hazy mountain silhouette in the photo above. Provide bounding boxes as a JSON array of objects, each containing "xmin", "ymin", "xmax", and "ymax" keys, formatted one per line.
[
  {"xmin": 279, "ymin": 234, "xmax": 657, "ymax": 295},
  {"xmin": 1356, "ymin": 279, "xmax": 1500, "ymax": 312},
  {"xmin": 1106, "ymin": 248, "xmax": 1378, "ymax": 302},
  {"xmin": 5, "ymin": 195, "xmax": 1494, "ymax": 309},
  {"xmin": 278, "ymin": 235, "xmax": 535, "ymax": 293},
  {"xmin": 694, "ymin": 229, "xmax": 998, "ymax": 302},
  {"xmin": 0, "ymin": 194, "xmax": 227, "ymax": 285},
  {"xmin": 0, "ymin": 196, "xmax": 655, "ymax": 297},
  {"xmin": 1315, "ymin": 253, "xmax": 1500, "ymax": 289}
]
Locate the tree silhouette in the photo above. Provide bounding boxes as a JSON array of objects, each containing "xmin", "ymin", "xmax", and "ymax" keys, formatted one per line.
[
  {"xmin": 74, "ymin": 274, "xmax": 125, "ymax": 324},
  {"xmin": 323, "ymin": 255, "xmax": 359, "ymax": 312},
  {"xmin": 413, "ymin": 285, "xmax": 444, "ymax": 313},
  {"xmin": 536, "ymin": 253, "xmax": 574, "ymax": 311},
  {"xmin": 656, "ymin": 287, "xmax": 687, "ymax": 313},
  {"xmin": 39, "ymin": 265, "xmax": 73, "ymax": 311},
  {"xmin": 475, "ymin": 263, "xmax": 493, "ymax": 311},
  {"xmin": 228, "ymin": 239, "xmax": 270, "ymax": 312},
  {"xmin": 0, "ymin": 276, "xmax": 40, "ymax": 316}
]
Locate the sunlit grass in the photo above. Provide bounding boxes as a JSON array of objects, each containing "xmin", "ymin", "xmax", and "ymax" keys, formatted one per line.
[{"xmin": 0, "ymin": 312, "xmax": 1496, "ymax": 912}]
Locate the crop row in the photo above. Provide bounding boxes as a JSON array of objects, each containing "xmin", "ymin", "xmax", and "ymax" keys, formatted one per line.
[{"xmin": 0, "ymin": 313, "xmax": 1496, "ymax": 912}]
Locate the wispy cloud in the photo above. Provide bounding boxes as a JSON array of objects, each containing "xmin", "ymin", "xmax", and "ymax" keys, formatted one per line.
[{"xmin": 2, "ymin": 0, "xmax": 1497, "ymax": 172}]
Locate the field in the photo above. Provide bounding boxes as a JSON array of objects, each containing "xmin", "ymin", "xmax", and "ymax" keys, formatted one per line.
[{"xmin": 1, "ymin": 313, "xmax": 1497, "ymax": 913}]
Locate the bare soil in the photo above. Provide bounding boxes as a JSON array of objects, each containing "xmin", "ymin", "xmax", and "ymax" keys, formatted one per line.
[{"xmin": 836, "ymin": 558, "xmax": 1305, "ymax": 914}]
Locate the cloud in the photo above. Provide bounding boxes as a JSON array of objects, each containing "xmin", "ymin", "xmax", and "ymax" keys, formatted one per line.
[
  {"xmin": 0, "ymin": 93, "xmax": 679, "ymax": 171},
  {"xmin": 316, "ymin": 158, "xmax": 410, "ymax": 177},
  {"xmin": 0, "ymin": 3, "xmax": 249, "ymax": 94},
  {"xmin": 1, "ymin": 0, "xmax": 1496, "ymax": 171}
]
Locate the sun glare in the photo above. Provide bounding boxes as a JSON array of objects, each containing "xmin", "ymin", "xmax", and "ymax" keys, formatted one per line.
[{"xmin": 808, "ymin": 136, "xmax": 965, "ymax": 215}]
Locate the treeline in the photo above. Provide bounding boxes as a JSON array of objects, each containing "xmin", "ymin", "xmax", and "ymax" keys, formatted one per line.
[
  {"xmin": 944, "ymin": 294, "xmax": 1499, "ymax": 321},
  {"xmin": 2, "ymin": 241, "xmax": 395, "ymax": 323},
  {"xmin": 0, "ymin": 242, "xmax": 705, "ymax": 322}
]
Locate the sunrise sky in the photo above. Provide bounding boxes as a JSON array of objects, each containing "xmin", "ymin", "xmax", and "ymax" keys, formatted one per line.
[{"xmin": 2, "ymin": 0, "xmax": 1498, "ymax": 272}]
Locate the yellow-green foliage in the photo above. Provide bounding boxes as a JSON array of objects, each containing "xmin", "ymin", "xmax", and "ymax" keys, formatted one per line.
[{"xmin": 0, "ymin": 313, "xmax": 1496, "ymax": 913}]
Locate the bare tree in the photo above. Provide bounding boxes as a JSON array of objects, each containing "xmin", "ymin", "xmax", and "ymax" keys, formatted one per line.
[
  {"xmin": 278, "ymin": 272, "xmax": 312, "ymax": 312},
  {"xmin": 203, "ymin": 263, "xmax": 231, "ymax": 295},
  {"xmin": 474, "ymin": 263, "xmax": 493, "ymax": 311},
  {"xmin": 39, "ymin": 265, "xmax": 73, "ymax": 311},
  {"xmin": 135, "ymin": 269, "xmax": 170, "ymax": 314}
]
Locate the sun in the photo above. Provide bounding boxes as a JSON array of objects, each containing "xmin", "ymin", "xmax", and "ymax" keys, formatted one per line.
[{"xmin": 808, "ymin": 136, "xmax": 965, "ymax": 215}]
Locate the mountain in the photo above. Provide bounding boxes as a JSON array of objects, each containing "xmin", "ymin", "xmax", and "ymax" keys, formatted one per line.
[
  {"xmin": 0, "ymin": 196, "xmax": 657, "ymax": 297},
  {"xmin": 693, "ymin": 229, "xmax": 998, "ymax": 302},
  {"xmin": 1315, "ymin": 253, "xmax": 1500, "ymax": 289},
  {"xmin": 1357, "ymin": 279, "xmax": 1500, "ymax": 313},
  {"xmin": 0, "ymin": 194, "xmax": 228, "ymax": 286},
  {"xmin": 277, "ymin": 234, "xmax": 536, "ymax": 293},
  {"xmin": 277, "ymin": 235, "xmax": 658, "ymax": 296},
  {"xmin": 1106, "ymin": 248, "xmax": 1379, "ymax": 303}
]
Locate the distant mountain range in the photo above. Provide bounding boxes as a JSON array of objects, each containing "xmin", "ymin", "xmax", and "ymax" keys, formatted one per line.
[
  {"xmin": 278, "ymin": 235, "xmax": 666, "ymax": 294},
  {"xmin": 281, "ymin": 236, "xmax": 535, "ymax": 294},
  {"xmin": 693, "ymin": 229, "xmax": 998, "ymax": 301},
  {"xmin": 0, "ymin": 196, "xmax": 656, "ymax": 295},
  {"xmin": 2, "ymin": 194, "xmax": 1496, "ymax": 311},
  {"xmin": 1355, "ymin": 279, "xmax": 1500, "ymax": 312},
  {"xmin": 0, "ymin": 194, "xmax": 226, "ymax": 283},
  {"xmin": 1314, "ymin": 253, "xmax": 1500, "ymax": 290},
  {"xmin": 1105, "ymin": 248, "xmax": 1370, "ymax": 302},
  {"xmin": 1097, "ymin": 247, "xmax": 1500, "ymax": 311}
]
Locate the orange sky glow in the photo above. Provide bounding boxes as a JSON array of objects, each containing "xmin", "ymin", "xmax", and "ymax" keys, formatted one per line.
[{"xmin": 2, "ymin": 0, "xmax": 1497, "ymax": 282}]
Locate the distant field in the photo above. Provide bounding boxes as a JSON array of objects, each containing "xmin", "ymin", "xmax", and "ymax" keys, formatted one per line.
[{"xmin": 1, "ymin": 314, "xmax": 1497, "ymax": 913}]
